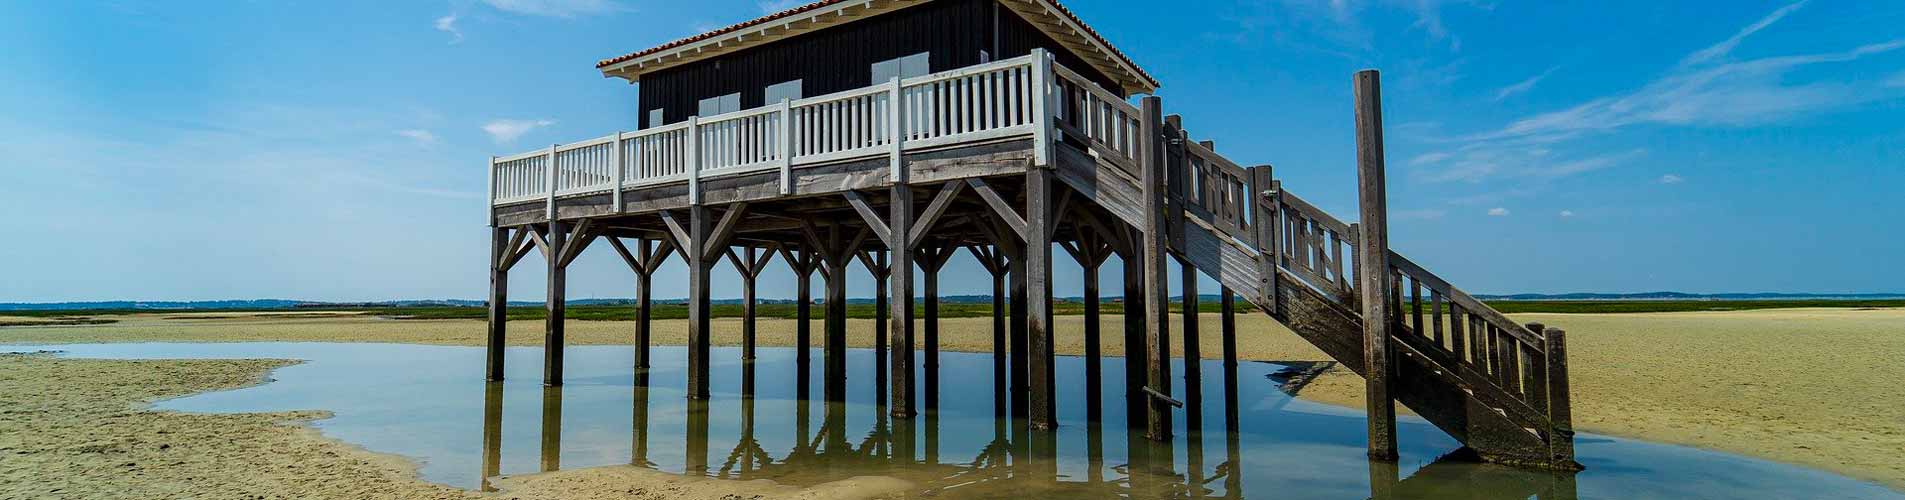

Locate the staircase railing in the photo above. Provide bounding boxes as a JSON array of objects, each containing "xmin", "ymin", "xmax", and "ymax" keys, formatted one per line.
[{"xmin": 1139, "ymin": 110, "xmax": 1573, "ymax": 465}]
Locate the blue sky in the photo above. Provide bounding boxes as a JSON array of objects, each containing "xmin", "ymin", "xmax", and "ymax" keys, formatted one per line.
[{"xmin": 2, "ymin": 0, "xmax": 1901, "ymax": 302}]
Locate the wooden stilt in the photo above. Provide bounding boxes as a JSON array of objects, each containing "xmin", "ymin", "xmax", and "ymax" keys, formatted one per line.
[
  {"xmin": 1181, "ymin": 256, "xmax": 1203, "ymax": 424},
  {"xmin": 1221, "ymin": 286, "xmax": 1239, "ymax": 432},
  {"xmin": 739, "ymin": 247, "xmax": 759, "ymax": 361},
  {"xmin": 888, "ymin": 184, "xmax": 917, "ymax": 417},
  {"xmin": 634, "ymin": 245, "xmax": 653, "ymax": 370},
  {"xmin": 539, "ymin": 385, "xmax": 562, "ymax": 472},
  {"xmin": 781, "ymin": 245, "xmax": 816, "ymax": 378},
  {"xmin": 1077, "ymin": 241, "xmax": 1103, "ymax": 422},
  {"xmin": 1025, "ymin": 168, "xmax": 1055, "ymax": 430},
  {"xmin": 544, "ymin": 221, "xmax": 567, "ymax": 387},
  {"xmin": 486, "ymin": 227, "xmax": 509, "ymax": 382},
  {"xmin": 683, "ymin": 207, "xmax": 713, "ymax": 399},
  {"xmin": 1008, "ymin": 247, "xmax": 1028, "ymax": 418},
  {"xmin": 921, "ymin": 246, "xmax": 941, "ymax": 411},
  {"xmin": 822, "ymin": 223, "xmax": 850, "ymax": 403},
  {"xmin": 1354, "ymin": 69, "xmax": 1399, "ymax": 461},
  {"xmin": 1139, "ymin": 96, "xmax": 1174, "ymax": 440},
  {"xmin": 1122, "ymin": 245, "xmax": 1148, "ymax": 429}
]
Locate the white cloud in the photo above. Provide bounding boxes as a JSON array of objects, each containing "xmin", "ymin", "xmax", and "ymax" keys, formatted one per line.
[
  {"xmin": 1659, "ymin": 174, "xmax": 1684, "ymax": 184},
  {"xmin": 396, "ymin": 129, "xmax": 438, "ymax": 145},
  {"xmin": 1680, "ymin": 1, "xmax": 1807, "ymax": 67},
  {"xmin": 434, "ymin": 14, "xmax": 462, "ymax": 44},
  {"xmin": 482, "ymin": 119, "xmax": 555, "ymax": 143},
  {"xmin": 482, "ymin": 0, "xmax": 625, "ymax": 18},
  {"xmin": 1559, "ymin": 210, "xmax": 1575, "ymax": 217},
  {"xmin": 1487, "ymin": 207, "xmax": 1509, "ymax": 216},
  {"xmin": 1493, "ymin": 66, "xmax": 1558, "ymax": 101},
  {"xmin": 1408, "ymin": 152, "xmax": 1451, "ymax": 165}
]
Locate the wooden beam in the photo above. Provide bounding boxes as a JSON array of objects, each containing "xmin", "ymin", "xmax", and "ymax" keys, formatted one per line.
[
  {"xmin": 842, "ymin": 191, "xmax": 892, "ymax": 245},
  {"xmin": 544, "ymin": 220, "xmax": 568, "ymax": 387},
  {"xmin": 657, "ymin": 210, "xmax": 692, "ymax": 251},
  {"xmin": 966, "ymin": 178, "xmax": 1029, "ymax": 239},
  {"xmin": 703, "ymin": 202, "xmax": 749, "ymax": 260},
  {"xmin": 1139, "ymin": 95, "xmax": 1173, "ymax": 440},
  {"xmin": 907, "ymin": 181, "xmax": 965, "ymax": 249}
]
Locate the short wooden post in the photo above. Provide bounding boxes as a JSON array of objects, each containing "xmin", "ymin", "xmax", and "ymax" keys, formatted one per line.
[
  {"xmin": 486, "ymin": 227, "xmax": 508, "ymax": 382},
  {"xmin": 1029, "ymin": 49, "xmax": 1052, "ymax": 166},
  {"xmin": 777, "ymin": 99, "xmax": 793, "ymax": 195},
  {"xmin": 1354, "ymin": 69, "xmax": 1398, "ymax": 461},
  {"xmin": 888, "ymin": 77, "xmax": 904, "ymax": 177},
  {"xmin": 686, "ymin": 206, "xmax": 712, "ymax": 400},
  {"xmin": 544, "ymin": 144, "xmax": 558, "ymax": 219},
  {"xmin": 544, "ymin": 221, "xmax": 567, "ymax": 387},
  {"xmin": 1545, "ymin": 327, "xmax": 1577, "ymax": 468},
  {"xmin": 687, "ymin": 115, "xmax": 702, "ymax": 204},
  {"xmin": 611, "ymin": 131, "xmax": 625, "ymax": 211},
  {"xmin": 1249, "ymin": 166, "xmax": 1279, "ymax": 314},
  {"xmin": 1139, "ymin": 95, "xmax": 1173, "ymax": 440}
]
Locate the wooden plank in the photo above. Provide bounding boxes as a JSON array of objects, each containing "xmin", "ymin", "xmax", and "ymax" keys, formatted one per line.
[
  {"xmin": 702, "ymin": 202, "xmax": 750, "ymax": 259},
  {"xmin": 907, "ymin": 181, "xmax": 965, "ymax": 248},
  {"xmin": 842, "ymin": 190, "xmax": 892, "ymax": 245},
  {"xmin": 1354, "ymin": 69, "xmax": 1397, "ymax": 461}
]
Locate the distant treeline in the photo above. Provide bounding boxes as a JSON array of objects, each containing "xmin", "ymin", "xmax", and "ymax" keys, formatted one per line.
[{"xmin": 5, "ymin": 298, "xmax": 1902, "ymax": 319}]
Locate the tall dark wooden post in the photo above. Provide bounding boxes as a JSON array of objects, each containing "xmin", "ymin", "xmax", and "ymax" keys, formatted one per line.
[
  {"xmin": 794, "ymin": 248, "xmax": 814, "ymax": 373},
  {"xmin": 486, "ymin": 227, "xmax": 509, "ymax": 382},
  {"xmin": 741, "ymin": 247, "xmax": 760, "ymax": 361},
  {"xmin": 888, "ymin": 185, "xmax": 917, "ymax": 418},
  {"xmin": 1081, "ymin": 246, "xmax": 1102, "ymax": 422},
  {"xmin": 1139, "ymin": 96, "xmax": 1174, "ymax": 440},
  {"xmin": 823, "ymin": 226, "xmax": 851, "ymax": 403},
  {"xmin": 968, "ymin": 245, "xmax": 1009, "ymax": 414},
  {"xmin": 1221, "ymin": 286, "xmax": 1239, "ymax": 432},
  {"xmin": 1008, "ymin": 245, "xmax": 1028, "ymax": 419},
  {"xmin": 1122, "ymin": 246, "xmax": 1148, "ymax": 428},
  {"xmin": 1354, "ymin": 69, "xmax": 1398, "ymax": 461},
  {"xmin": 544, "ymin": 221, "xmax": 567, "ymax": 387},
  {"xmin": 1181, "ymin": 257, "xmax": 1203, "ymax": 423},
  {"xmin": 919, "ymin": 243, "xmax": 952, "ymax": 411},
  {"xmin": 633, "ymin": 240, "xmax": 654, "ymax": 370}
]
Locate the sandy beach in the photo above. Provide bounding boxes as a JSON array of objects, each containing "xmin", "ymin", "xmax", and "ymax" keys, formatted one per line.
[{"xmin": 3, "ymin": 307, "xmax": 1902, "ymax": 493}]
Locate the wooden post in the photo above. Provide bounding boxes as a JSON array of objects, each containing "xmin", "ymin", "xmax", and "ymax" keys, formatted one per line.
[
  {"xmin": 1026, "ymin": 168, "xmax": 1055, "ymax": 430},
  {"xmin": 1008, "ymin": 246, "xmax": 1028, "ymax": 419},
  {"xmin": 686, "ymin": 206, "xmax": 713, "ymax": 400},
  {"xmin": 1221, "ymin": 286, "xmax": 1239, "ymax": 432},
  {"xmin": 795, "ymin": 248, "xmax": 814, "ymax": 373},
  {"xmin": 539, "ymin": 385, "xmax": 562, "ymax": 472},
  {"xmin": 1354, "ymin": 69, "xmax": 1398, "ymax": 461},
  {"xmin": 889, "ymin": 184, "xmax": 917, "ymax": 418},
  {"xmin": 486, "ymin": 227, "xmax": 508, "ymax": 382},
  {"xmin": 990, "ymin": 252, "xmax": 1008, "ymax": 402},
  {"xmin": 1139, "ymin": 95, "xmax": 1173, "ymax": 440},
  {"xmin": 635, "ymin": 240, "xmax": 653, "ymax": 369},
  {"xmin": 873, "ymin": 251, "xmax": 890, "ymax": 364},
  {"xmin": 824, "ymin": 229, "xmax": 849, "ymax": 403},
  {"xmin": 1181, "ymin": 257, "xmax": 1202, "ymax": 421},
  {"xmin": 741, "ymin": 248, "xmax": 758, "ymax": 361},
  {"xmin": 1122, "ymin": 245, "xmax": 1148, "ymax": 429},
  {"xmin": 1250, "ymin": 166, "xmax": 1278, "ymax": 315},
  {"xmin": 921, "ymin": 244, "xmax": 943, "ymax": 411},
  {"xmin": 544, "ymin": 221, "xmax": 567, "ymax": 387},
  {"xmin": 1545, "ymin": 327, "xmax": 1577, "ymax": 468},
  {"xmin": 1081, "ymin": 245, "xmax": 1103, "ymax": 423}
]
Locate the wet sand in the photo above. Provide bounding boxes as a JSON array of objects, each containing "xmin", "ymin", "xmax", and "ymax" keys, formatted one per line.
[{"xmin": 3, "ymin": 307, "xmax": 1902, "ymax": 491}]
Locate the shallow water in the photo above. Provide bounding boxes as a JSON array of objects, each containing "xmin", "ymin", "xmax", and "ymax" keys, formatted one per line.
[{"xmin": 10, "ymin": 342, "xmax": 1898, "ymax": 499}]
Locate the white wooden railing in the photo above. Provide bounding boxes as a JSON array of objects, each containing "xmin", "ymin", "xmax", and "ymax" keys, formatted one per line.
[{"xmin": 490, "ymin": 50, "xmax": 1116, "ymax": 210}]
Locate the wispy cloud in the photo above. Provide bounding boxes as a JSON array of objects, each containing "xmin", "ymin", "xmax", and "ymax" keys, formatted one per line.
[
  {"xmin": 1558, "ymin": 210, "xmax": 1575, "ymax": 217},
  {"xmin": 1395, "ymin": 208, "xmax": 1447, "ymax": 221},
  {"xmin": 1493, "ymin": 66, "xmax": 1558, "ymax": 101},
  {"xmin": 434, "ymin": 14, "xmax": 462, "ymax": 44},
  {"xmin": 1412, "ymin": 2, "xmax": 1902, "ymax": 186},
  {"xmin": 1209, "ymin": 0, "xmax": 1487, "ymax": 53},
  {"xmin": 1680, "ymin": 1, "xmax": 1808, "ymax": 67},
  {"xmin": 482, "ymin": 119, "xmax": 554, "ymax": 143},
  {"xmin": 1487, "ymin": 207, "xmax": 1509, "ymax": 216},
  {"xmin": 396, "ymin": 129, "xmax": 438, "ymax": 145},
  {"xmin": 482, "ymin": 0, "xmax": 625, "ymax": 18},
  {"xmin": 1658, "ymin": 174, "xmax": 1684, "ymax": 184}
]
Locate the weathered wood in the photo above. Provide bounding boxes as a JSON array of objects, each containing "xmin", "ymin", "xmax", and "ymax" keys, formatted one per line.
[
  {"xmin": 1180, "ymin": 255, "xmax": 1202, "ymax": 422},
  {"xmin": 1138, "ymin": 96, "xmax": 1172, "ymax": 440},
  {"xmin": 1025, "ymin": 167, "xmax": 1055, "ymax": 430},
  {"xmin": 779, "ymin": 245, "xmax": 816, "ymax": 372},
  {"xmin": 1221, "ymin": 286, "xmax": 1238, "ymax": 432},
  {"xmin": 823, "ymin": 224, "xmax": 850, "ymax": 403},
  {"xmin": 908, "ymin": 181, "xmax": 966, "ymax": 248},
  {"xmin": 1545, "ymin": 327, "xmax": 1577, "ymax": 468},
  {"xmin": 1355, "ymin": 69, "xmax": 1398, "ymax": 461},
  {"xmin": 544, "ymin": 221, "xmax": 567, "ymax": 387},
  {"xmin": 888, "ymin": 183, "xmax": 917, "ymax": 418},
  {"xmin": 1121, "ymin": 241, "xmax": 1147, "ymax": 431},
  {"xmin": 486, "ymin": 227, "xmax": 509, "ymax": 382},
  {"xmin": 919, "ymin": 242, "xmax": 949, "ymax": 411},
  {"xmin": 966, "ymin": 177, "xmax": 1030, "ymax": 238},
  {"xmin": 1076, "ymin": 234, "xmax": 1104, "ymax": 423},
  {"xmin": 703, "ymin": 202, "xmax": 750, "ymax": 259},
  {"xmin": 686, "ymin": 205, "xmax": 713, "ymax": 399},
  {"xmin": 841, "ymin": 191, "xmax": 891, "ymax": 244}
]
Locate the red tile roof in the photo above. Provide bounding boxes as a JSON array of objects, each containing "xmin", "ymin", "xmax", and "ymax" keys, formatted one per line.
[{"xmin": 594, "ymin": 0, "xmax": 1158, "ymax": 90}]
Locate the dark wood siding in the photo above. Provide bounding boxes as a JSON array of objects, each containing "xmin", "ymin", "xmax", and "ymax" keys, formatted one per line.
[{"xmin": 638, "ymin": 0, "xmax": 1130, "ymax": 129}]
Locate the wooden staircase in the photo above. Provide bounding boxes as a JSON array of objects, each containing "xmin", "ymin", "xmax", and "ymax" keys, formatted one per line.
[{"xmin": 1045, "ymin": 74, "xmax": 1578, "ymax": 469}]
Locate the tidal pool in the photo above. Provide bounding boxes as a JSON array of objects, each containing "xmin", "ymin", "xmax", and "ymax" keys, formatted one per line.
[{"xmin": 10, "ymin": 342, "xmax": 1898, "ymax": 499}]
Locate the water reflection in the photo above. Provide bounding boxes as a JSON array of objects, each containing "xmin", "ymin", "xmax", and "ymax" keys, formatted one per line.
[{"xmin": 16, "ymin": 343, "xmax": 1897, "ymax": 500}]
